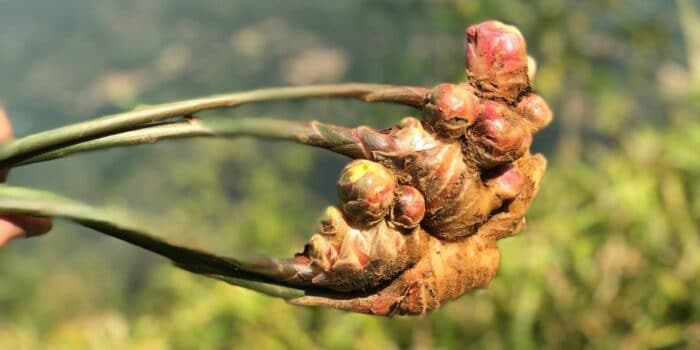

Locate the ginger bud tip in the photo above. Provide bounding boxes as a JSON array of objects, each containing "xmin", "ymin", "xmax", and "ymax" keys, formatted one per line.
[
  {"xmin": 390, "ymin": 185, "xmax": 426, "ymax": 229},
  {"xmin": 337, "ymin": 160, "xmax": 396, "ymax": 226},
  {"xmin": 465, "ymin": 20, "xmax": 528, "ymax": 78},
  {"xmin": 423, "ymin": 83, "xmax": 479, "ymax": 138},
  {"xmin": 470, "ymin": 101, "xmax": 531, "ymax": 158}
]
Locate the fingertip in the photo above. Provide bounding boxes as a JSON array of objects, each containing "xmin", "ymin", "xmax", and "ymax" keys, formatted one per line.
[
  {"xmin": 0, "ymin": 106, "xmax": 13, "ymax": 142},
  {"xmin": 0, "ymin": 217, "xmax": 27, "ymax": 246},
  {"xmin": 0, "ymin": 215, "xmax": 53, "ymax": 245},
  {"xmin": 22, "ymin": 216, "xmax": 53, "ymax": 237}
]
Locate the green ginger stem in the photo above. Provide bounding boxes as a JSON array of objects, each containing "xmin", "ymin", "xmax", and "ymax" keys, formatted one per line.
[
  {"xmin": 0, "ymin": 184, "xmax": 307, "ymax": 300},
  {"xmin": 16, "ymin": 116, "xmax": 378, "ymax": 166},
  {"xmin": 0, "ymin": 84, "xmax": 428, "ymax": 168}
]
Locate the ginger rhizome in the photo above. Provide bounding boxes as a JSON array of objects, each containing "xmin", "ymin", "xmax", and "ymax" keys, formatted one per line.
[
  {"xmin": 0, "ymin": 20, "xmax": 552, "ymax": 317},
  {"xmin": 232, "ymin": 20, "xmax": 551, "ymax": 315}
]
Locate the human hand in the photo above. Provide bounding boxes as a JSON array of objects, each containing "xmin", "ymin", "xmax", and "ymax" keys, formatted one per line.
[{"xmin": 0, "ymin": 107, "xmax": 52, "ymax": 246}]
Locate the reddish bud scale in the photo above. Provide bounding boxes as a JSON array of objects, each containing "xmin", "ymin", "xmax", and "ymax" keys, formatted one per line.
[
  {"xmin": 516, "ymin": 93, "xmax": 553, "ymax": 132},
  {"xmin": 465, "ymin": 20, "xmax": 530, "ymax": 101},
  {"xmin": 422, "ymin": 83, "xmax": 480, "ymax": 138},
  {"xmin": 389, "ymin": 117, "xmax": 439, "ymax": 154},
  {"xmin": 306, "ymin": 234, "xmax": 339, "ymax": 272},
  {"xmin": 467, "ymin": 100, "xmax": 531, "ymax": 168}
]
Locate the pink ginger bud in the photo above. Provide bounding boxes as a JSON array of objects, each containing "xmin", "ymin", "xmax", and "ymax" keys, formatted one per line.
[
  {"xmin": 423, "ymin": 83, "xmax": 480, "ymax": 138},
  {"xmin": 390, "ymin": 186, "xmax": 426, "ymax": 229},
  {"xmin": 485, "ymin": 164, "xmax": 525, "ymax": 200},
  {"xmin": 516, "ymin": 93, "xmax": 553, "ymax": 132},
  {"xmin": 337, "ymin": 160, "xmax": 396, "ymax": 226},
  {"xmin": 465, "ymin": 20, "xmax": 530, "ymax": 101},
  {"xmin": 468, "ymin": 100, "xmax": 531, "ymax": 168}
]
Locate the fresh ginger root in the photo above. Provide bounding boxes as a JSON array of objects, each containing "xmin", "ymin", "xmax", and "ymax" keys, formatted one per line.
[
  {"xmin": 228, "ymin": 20, "xmax": 552, "ymax": 315},
  {"xmin": 39, "ymin": 20, "xmax": 552, "ymax": 316}
]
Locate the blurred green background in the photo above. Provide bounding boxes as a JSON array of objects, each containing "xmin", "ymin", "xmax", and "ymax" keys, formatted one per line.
[{"xmin": 1, "ymin": 0, "xmax": 699, "ymax": 349}]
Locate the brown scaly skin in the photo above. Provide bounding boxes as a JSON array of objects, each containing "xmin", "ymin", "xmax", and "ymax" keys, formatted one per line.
[{"xmin": 289, "ymin": 153, "xmax": 545, "ymax": 315}]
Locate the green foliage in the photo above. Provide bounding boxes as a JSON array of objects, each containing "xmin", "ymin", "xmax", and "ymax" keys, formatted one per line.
[{"xmin": 1, "ymin": 0, "xmax": 699, "ymax": 348}]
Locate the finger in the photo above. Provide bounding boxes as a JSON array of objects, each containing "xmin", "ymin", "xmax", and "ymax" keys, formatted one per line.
[
  {"xmin": 0, "ymin": 215, "xmax": 52, "ymax": 246},
  {"xmin": 0, "ymin": 218, "xmax": 25, "ymax": 246},
  {"xmin": 0, "ymin": 106, "xmax": 13, "ymax": 181},
  {"xmin": 0, "ymin": 106, "xmax": 13, "ymax": 142}
]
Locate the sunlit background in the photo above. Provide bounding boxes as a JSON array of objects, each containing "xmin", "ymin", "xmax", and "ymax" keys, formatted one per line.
[{"xmin": 1, "ymin": 0, "xmax": 699, "ymax": 349}]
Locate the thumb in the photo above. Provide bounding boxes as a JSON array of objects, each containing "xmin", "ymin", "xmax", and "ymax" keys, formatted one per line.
[{"xmin": 0, "ymin": 106, "xmax": 13, "ymax": 181}]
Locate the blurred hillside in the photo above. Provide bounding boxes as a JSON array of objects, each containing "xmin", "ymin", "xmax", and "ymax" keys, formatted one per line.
[{"xmin": 1, "ymin": 0, "xmax": 699, "ymax": 349}]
